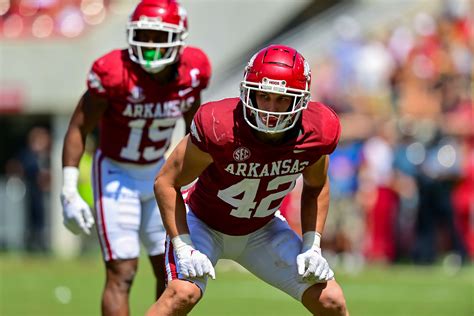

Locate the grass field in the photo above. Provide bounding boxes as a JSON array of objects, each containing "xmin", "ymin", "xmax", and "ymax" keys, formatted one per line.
[{"xmin": 0, "ymin": 254, "xmax": 473, "ymax": 316}]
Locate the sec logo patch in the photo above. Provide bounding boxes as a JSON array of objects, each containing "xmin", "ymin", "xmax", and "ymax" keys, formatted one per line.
[{"xmin": 233, "ymin": 147, "xmax": 251, "ymax": 162}]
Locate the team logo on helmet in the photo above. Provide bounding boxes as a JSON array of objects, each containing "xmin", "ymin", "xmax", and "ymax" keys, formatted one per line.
[
  {"xmin": 178, "ymin": 6, "xmax": 188, "ymax": 28},
  {"xmin": 303, "ymin": 60, "xmax": 311, "ymax": 81},
  {"xmin": 233, "ymin": 147, "xmax": 251, "ymax": 162},
  {"xmin": 127, "ymin": 86, "xmax": 146, "ymax": 103},
  {"xmin": 246, "ymin": 52, "xmax": 258, "ymax": 70}
]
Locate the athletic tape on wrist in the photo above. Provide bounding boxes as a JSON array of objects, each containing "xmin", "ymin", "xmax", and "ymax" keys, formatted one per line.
[
  {"xmin": 302, "ymin": 231, "xmax": 322, "ymax": 251},
  {"xmin": 62, "ymin": 166, "xmax": 80, "ymax": 192},
  {"xmin": 171, "ymin": 234, "xmax": 195, "ymax": 250}
]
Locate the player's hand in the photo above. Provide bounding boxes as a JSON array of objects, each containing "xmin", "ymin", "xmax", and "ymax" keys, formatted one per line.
[
  {"xmin": 60, "ymin": 189, "xmax": 95, "ymax": 235},
  {"xmin": 296, "ymin": 247, "xmax": 334, "ymax": 282},
  {"xmin": 172, "ymin": 234, "xmax": 215, "ymax": 279},
  {"xmin": 296, "ymin": 231, "xmax": 334, "ymax": 282}
]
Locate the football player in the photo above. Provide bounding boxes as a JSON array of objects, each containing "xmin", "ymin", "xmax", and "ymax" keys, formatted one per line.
[
  {"xmin": 60, "ymin": 0, "xmax": 211, "ymax": 315},
  {"xmin": 147, "ymin": 45, "xmax": 348, "ymax": 315}
]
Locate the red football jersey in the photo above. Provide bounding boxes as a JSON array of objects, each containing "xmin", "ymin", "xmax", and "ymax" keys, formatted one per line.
[
  {"xmin": 187, "ymin": 98, "xmax": 341, "ymax": 235},
  {"xmin": 87, "ymin": 46, "xmax": 211, "ymax": 164}
]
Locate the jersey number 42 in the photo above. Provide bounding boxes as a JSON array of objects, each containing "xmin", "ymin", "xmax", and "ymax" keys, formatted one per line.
[{"xmin": 217, "ymin": 174, "xmax": 299, "ymax": 218}]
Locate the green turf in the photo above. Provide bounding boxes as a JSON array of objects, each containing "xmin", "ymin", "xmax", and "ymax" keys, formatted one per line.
[{"xmin": 0, "ymin": 254, "xmax": 473, "ymax": 316}]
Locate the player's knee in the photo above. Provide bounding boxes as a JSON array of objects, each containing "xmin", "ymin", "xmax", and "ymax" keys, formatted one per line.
[
  {"xmin": 318, "ymin": 285, "xmax": 347, "ymax": 316},
  {"xmin": 166, "ymin": 281, "xmax": 201, "ymax": 309},
  {"xmin": 106, "ymin": 262, "xmax": 137, "ymax": 293},
  {"xmin": 109, "ymin": 273, "xmax": 135, "ymax": 293},
  {"xmin": 303, "ymin": 281, "xmax": 348, "ymax": 316}
]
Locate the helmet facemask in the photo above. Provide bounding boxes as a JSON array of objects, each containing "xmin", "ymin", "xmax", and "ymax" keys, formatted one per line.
[
  {"xmin": 127, "ymin": 16, "xmax": 187, "ymax": 73},
  {"xmin": 240, "ymin": 77, "xmax": 311, "ymax": 134}
]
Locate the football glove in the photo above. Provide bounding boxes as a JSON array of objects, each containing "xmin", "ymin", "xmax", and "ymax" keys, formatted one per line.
[
  {"xmin": 172, "ymin": 234, "xmax": 215, "ymax": 280},
  {"xmin": 296, "ymin": 231, "xmax": 334, "ymax": 282},
  {"xmin": 60, "ymin": 166, "xmax": 95, "ymax": 235}
]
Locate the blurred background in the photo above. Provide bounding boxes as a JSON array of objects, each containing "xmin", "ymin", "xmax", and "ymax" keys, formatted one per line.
[{"xmin": 0, "ymin": 0, "xmax": 472, "ymax": 315}]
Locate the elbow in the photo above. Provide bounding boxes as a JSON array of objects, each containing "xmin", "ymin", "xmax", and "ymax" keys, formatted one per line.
[
  {"xmin": 154, "ymin": 173, "xmax": 166, "ymax": 199},
  {"xmin": 154, "ymin": 173, "xmax": 179, "ymax": 199}
]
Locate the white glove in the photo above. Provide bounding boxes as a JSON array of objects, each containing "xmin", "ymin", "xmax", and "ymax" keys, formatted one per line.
[
  {"xmin": 172, "ymin": 234, "xmax": 215, "ymax": 280},
  {"xmin": 60, "ymin": 166, "xmax": 95, "ymax": 235},
  {"xmin": 296, "ymin": 231, "xmax": 334, "ymax": 282}
]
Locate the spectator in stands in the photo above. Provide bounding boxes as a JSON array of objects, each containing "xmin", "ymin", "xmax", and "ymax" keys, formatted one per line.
[{"xmin": 17, "ymin": 126, "xmax": 51, "ymax": 252}]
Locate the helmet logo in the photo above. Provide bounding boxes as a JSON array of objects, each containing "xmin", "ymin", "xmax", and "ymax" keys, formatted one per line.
[
  {"xmin": 303, "ymin": 60, "xmax": 311, "ymax": 81},
  {"xmin": 233, "ymin": 147, "xmax": 251, "ymax": 162},
  {"xmin": 246, "ymin": 52, "xmax": 258, "ymax": 70},
  {"xmin": 178, "ymin": 6, "xmax": 187, "ymax": 27}
]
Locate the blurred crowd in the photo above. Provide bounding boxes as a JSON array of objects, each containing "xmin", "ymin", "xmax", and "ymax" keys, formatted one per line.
[
  {"xmin": 282, "ymin": 4, "xmax": 473, "ymax": 267},
  {"xmin": 0, "ymin": 0, "xmax": 110, "ymax": 38}
]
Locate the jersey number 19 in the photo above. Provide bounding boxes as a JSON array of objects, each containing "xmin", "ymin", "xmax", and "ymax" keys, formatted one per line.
[{"xmin": 120, "ymin": 118, "xmax": 177, "ymax": 161}]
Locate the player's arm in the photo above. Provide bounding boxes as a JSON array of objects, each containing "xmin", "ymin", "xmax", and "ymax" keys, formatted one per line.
[
  {"xmin": 182, "ymin": 95, "xmax": 201, "ymax": 134},
  {"xmin": 154, "ymin": 135, "xmax": 215, "ymax": 279},
  {"xmin": 297, "ymin": 155, "xmax": 333, "ymax": 282},
  {"xmin": 154, "ymin": 134, "xmax": 212, "ymax": 238},
  {"xmin": 62, "ymin": 90, "xmax": 108, "ymax": 167},
  {"xmin": 300, "ymin": 155, "xmax": 330, "ymax": 235},
  {"xmin": 60, "ymin": 90, "xmax": 108, "ymax": 235}
]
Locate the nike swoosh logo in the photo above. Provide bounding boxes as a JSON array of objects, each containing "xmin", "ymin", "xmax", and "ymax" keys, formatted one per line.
[
  {"xmin": 178, "ymin": 87, "xmax": 193, "ymax": 97},
  {"xmin": 293, "ymin": 149, "xmax": 305, "ymax": 154}
]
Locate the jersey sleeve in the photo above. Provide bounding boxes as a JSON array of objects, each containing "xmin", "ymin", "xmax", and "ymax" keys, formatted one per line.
[
  {"xmin": 187, "ymin": 47, "xmax": 211, "ymax": 91},
  {"xmin": 189, "ymin": 106, "xmax": 210, "ymax": 153},
  {"xmin": 196, "ymin": 50, "xmax": 211, "ymax": 90},
  {"xmin": 322, "ymin": 106, "xmax": 341, "ymax": 155},
  {"xmin": 86, "ymin": 58, "xmax": 109, "ymax": 97}
]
